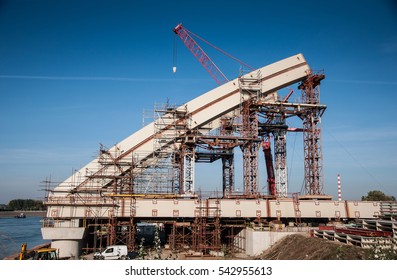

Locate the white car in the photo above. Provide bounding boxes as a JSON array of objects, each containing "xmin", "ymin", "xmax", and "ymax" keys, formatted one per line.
[{"xmin": 93, "ymin": 245, "xmax": 128, "ymax": 260}]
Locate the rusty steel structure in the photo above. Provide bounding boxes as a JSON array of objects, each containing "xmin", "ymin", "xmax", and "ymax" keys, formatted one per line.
[
  {"xmin": 239, "ymin": 73, "xmax": 262, "ymax": 197},
  {"xmin": 41, "ymin": 52, "xmax": 384, "ymax": 260},
  {"xmin": 298, "ymin": 71, "xmax": 326, "ymax": 196}
]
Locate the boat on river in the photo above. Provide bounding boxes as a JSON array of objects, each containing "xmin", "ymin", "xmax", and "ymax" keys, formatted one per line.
[{"xmin": 14, "ymin": 213, "xmax": 26, "ymax": 218}]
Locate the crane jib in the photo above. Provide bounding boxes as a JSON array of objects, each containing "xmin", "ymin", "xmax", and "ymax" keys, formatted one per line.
[{"xmin": 173, "ymin": 23, "xmax": 230, "ymax": 85}]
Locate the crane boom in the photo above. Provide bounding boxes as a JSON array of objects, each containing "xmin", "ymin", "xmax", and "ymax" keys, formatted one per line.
[{"xmin": 173, "ymin": 23, "xmax": 229, "ymax": 85}]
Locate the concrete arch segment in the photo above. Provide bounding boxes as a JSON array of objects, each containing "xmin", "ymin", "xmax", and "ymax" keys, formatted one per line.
[{"xmin": 52, "ymin": 54, "xmax": 310, "ymax": 194}]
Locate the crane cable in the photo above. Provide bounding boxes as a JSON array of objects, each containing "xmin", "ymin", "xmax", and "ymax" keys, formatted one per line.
[
  {"xmin": 184, "ymin": 27, "xmax": 254, "ymax": 71},
  {"xmin": 172, "ymin": 25, "xmax": 254, "ymax": 75},
  {"xmin": 173, "ymin": 34, "xmax": 177, "ymax": 73}
]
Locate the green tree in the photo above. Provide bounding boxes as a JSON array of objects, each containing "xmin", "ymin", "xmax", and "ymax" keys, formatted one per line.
[
  {"xmin": 7, "ymin": 199, "xmax": 45, "ymax": 211},
  {"xmin": 361, "ymin": 190, "xmax": 396, "ymax": 201}
]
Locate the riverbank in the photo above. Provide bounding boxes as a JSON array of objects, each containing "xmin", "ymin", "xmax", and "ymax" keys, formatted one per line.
[{"xmin": 0, "ymin": 211, "xmax": 46, "ymax": 218}]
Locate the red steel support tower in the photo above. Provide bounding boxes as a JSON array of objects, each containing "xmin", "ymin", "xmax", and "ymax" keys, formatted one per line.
[{"xmin": 299, "ymin": 71, "xmax": 326, "ymax": 196}]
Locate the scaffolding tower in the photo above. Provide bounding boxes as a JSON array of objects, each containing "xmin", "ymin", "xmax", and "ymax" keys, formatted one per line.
[
  {"xmin": 239, "ymin": 71, "xmax": 262, "ymax": 197},
  {"xmin": 298, "ymin": 71, "xmax": 326, "ymax": 196}
]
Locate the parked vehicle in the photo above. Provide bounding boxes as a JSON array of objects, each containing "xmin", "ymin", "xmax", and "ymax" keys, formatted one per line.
[
  {"xmin": 32, "ymin": 248, "xmax": 58, "ymax": 260},
  {"xmin": 93, "ymin": 245, "xmax": 131, "ymax": 260}
]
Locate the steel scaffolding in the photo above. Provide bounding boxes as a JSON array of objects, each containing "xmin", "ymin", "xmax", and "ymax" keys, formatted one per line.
[
  {"xmin": 239, "ymin": 72, "xmax": 262, "ymax": 196},
  {"xmin": 43, "ymin": 64, "xmax": 332, "ymax": 256},
  {"xmin": 298, "ymin": 71, "xmax": 326, "ymax": 196}
]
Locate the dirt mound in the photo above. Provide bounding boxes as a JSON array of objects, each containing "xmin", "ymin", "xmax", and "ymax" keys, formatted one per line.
[{"xmin": 257, "ymin": 234, "xmax": 367, "ymax": 260}]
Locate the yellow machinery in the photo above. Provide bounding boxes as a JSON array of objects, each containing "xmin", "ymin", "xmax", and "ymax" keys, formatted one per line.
[
  {"xmin": 32, "ymin": 248, "xmax": 58, "ymax": 260},
  {"xmin": 18, "ymin": 243, "xmax": 58, "ymax": 260},
  {"xmin": 18, "ymin": 242, "xmax": 27, "ymax": 260}
]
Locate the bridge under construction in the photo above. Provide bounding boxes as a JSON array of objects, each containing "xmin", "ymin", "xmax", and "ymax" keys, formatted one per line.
[{"xmin": 41, "ymin": 51, "xmax": 384, "ymax": 259}]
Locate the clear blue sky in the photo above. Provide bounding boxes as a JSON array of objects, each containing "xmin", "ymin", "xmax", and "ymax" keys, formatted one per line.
[{"xmin": 0, "ymin": 0, "xmax": 396, "ymax": 204}]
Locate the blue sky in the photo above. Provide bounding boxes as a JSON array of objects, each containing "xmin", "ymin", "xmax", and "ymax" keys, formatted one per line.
[{"xmin": 0, "ymin": 0, "xmax": 396, "ymax": 204}]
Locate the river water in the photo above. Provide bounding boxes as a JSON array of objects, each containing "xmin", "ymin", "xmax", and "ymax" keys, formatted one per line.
[{"xmin": 0, "ymin": 216, "xmax": 49, "ymax": 259}]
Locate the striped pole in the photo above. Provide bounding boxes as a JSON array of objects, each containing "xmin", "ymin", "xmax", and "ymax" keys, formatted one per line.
[{"xmin": 337, "ymin": 174, "xmax": 342, "ymax": 201}]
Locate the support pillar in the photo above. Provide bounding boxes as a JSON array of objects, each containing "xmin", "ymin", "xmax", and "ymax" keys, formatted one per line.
[
  {"xmin": 298, "ymin": 71, "xmax": 326, "ymax": 196},
  {"xmin": 241, "ymin": 101, "xmax": 260, "ymax": 196}
]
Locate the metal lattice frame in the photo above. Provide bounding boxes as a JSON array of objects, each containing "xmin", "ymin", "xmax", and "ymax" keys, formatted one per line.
[
  {"xmin": 192, "ymin": 199, "xmax": 221, "ymax": 254},
  {"xmin": 239, "ymin": 71, "xmax": 262, "ymax": 197},
  {"xmin": 299, "ymin": 71, "xmax": 326, "ymax": 196},
  {"xmin": 241, "ymin": 101, "xmax": 260, "ymax": 196}
]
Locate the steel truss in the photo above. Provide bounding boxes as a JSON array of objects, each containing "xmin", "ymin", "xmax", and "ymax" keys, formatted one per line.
[
  {"xmin": 192, "ymin": 199, "xmax": 221, "ymax": 254},
  {"xmin": 298, "ymin": 71, "xmax": 326, "ymax": 196},
  {"xmin": 239, "ymin": 72, "xmax": 262, "ymax": 196}
]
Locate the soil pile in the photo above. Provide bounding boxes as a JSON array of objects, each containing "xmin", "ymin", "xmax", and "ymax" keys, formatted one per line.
[{"xmin": 257, "ymin": 234, "xmax": 367, "ymax": 260}]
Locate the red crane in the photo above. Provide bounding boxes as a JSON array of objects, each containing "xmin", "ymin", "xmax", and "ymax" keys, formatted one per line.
[
  {"xmin": 173, "ymin": 23, "xmax": 253, "ymax": 85},
  {"xmin": 262, "ymin": 139, "xmax": 276, "ymax": 196}
]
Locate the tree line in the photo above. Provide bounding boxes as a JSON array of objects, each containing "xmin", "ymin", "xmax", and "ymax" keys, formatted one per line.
[
  {"xmin": 361, "ymin": 190, "xmax": 396, "ymax": 201},
  {"xmin": 0, "ymin": 199, "xmax": 45, "ymax": 211}
]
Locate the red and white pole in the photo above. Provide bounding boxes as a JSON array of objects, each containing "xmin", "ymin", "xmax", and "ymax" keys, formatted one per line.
[{"xmin": 337, "ymin": 174, "xmax": 342, "ymax": 201}]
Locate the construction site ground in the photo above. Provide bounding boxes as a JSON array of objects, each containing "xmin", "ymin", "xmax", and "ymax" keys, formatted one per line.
[{"xmin": 80, "ymin": 233, "xmax": 369, "ymax": 260}]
